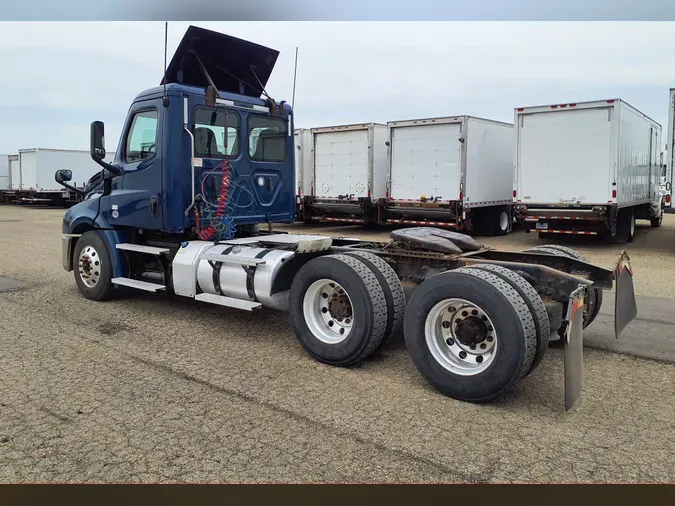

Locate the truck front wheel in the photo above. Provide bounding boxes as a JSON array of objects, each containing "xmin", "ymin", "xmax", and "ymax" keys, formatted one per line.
[
  {"xmin": 72, "ymin": 231, "xmax": 114, "ymax": 301},
  {"xmin": 404, "ymin": 267, "xmax": 537, "ymax": 402}
]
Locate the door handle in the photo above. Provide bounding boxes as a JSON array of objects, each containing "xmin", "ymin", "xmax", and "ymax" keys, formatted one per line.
[{"xmin": 150, "ymin": 195, "xmax": 159, "ymax": 216}]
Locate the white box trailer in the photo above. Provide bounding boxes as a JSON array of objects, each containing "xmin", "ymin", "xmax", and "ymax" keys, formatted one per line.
[
  {"xmin": 294, "ymin": 128, "xmax": 312, "ymax": 197},
  {"xmin": 664, "ymin": 88, "xmax": 675, "ymax": 209},
  {"xmin": 300, "ymin": 123, "xmax": 389, "ymax": 224},
  {"xmin": 0, "ymin": 154, "xmax": 8, "ymax": 191},
  {"xmin": 384, "ymin": 116, "xmax": 514, "ymax": 235},
  {"xmin": 514, "ymin": 99, "xmax": 663, "ymax": 241},
  {"xmin": 12, "ymin": 148, "xmax": 115, "ymax": 205}
]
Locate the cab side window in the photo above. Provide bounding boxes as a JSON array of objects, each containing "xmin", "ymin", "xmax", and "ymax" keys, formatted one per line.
[
  {"xmin": 248, "ymin": 115, "xmax": 287, "ymax": 163},
  {"xmin": 193, "ymin": 107, "xmax": 241, "ymax": 159},
  {"xmin": 125, "ymin": 110, "xmax": 158, "ymax": 163}
]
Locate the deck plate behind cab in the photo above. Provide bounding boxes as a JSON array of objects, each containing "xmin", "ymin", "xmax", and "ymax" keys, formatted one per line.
[{"xmin": 221, "ymin": 234, "xmax": 333, "ymax": 253}]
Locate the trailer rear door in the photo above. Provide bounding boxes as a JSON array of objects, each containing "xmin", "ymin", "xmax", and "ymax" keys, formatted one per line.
[
  {"xmin": 518, "ymin": 107, "xmax": 612, "ymax": 204},
  {"xmin": 389, "ymin": 122, "xmax": 462, "ymax": 201},
  {"xmin": 314, "ymin": 129, "xmax": 370, "ymax": 198}
]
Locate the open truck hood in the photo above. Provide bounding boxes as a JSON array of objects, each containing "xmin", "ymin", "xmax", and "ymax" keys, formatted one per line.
[{"xmin": 161, "ymin": 25, "xmax": 279, "ymax": 98}]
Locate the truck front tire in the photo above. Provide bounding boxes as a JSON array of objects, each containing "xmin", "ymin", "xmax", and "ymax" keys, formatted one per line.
[
  {"xmin": 72, "ymin": 231, "xmax": 114, "ymax": 301},
  {"xmin": 404, "ymin": 268, "xmax": 537, "ymax": 403},
  {"xmin": 289, "ymin": 254, "xmax": 388, "ymax": 366}
]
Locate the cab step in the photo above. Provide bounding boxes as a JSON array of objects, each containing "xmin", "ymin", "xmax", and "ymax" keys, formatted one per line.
[
  {"xmin": 116, "ymin": 243, "xmax": 170, "ymax": 255},
  {"xmin": 199, "ymin": 252, "xmax": 266, "ymax": 266},
  {"xmin": 112, "ymin": 277, "xmax": 166, "ymax": 293},
  {"xmin": 194, "ymin": 293, "xmax": 262, "ymax": 311}
]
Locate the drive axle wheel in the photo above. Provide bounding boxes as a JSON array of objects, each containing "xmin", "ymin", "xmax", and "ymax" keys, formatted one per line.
[
  {"xmin": 404, "ymin": 268, "xmax": 537, "ymax": 402},
  {"xmin": 289, "ymin": 254, "xmax": 388, "ymax": 366}
]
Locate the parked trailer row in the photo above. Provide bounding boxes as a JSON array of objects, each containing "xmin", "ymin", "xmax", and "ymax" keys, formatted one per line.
[
  {"xmin": 1, "ymin": 148, "xmax": 114, "ymax": 206},
  {"xmin": 296, "ymin": 116, "xmax": 515, "ymax": 237},
  {"xmin": 295, "ymin": 98, "xmax": 665, "ymax": 242}
]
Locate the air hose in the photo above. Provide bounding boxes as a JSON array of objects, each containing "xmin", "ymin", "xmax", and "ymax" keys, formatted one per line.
[{"xmin": 194, "ymin": 159, "xmax": 237, "ymax": 241}]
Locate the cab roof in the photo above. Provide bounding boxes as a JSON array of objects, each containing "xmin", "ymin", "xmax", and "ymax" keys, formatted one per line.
[
  {"xmin": 161, "ymin": 25, "xmax": 279, "ymax": 99},
  {"xmin": 133, "ymin": 83, "xmax": 292, "ymax": 112}
]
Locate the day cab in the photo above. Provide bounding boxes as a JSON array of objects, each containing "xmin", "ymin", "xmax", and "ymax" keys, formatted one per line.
[{"xmin": 59, "ymin": 25, "xmax": 295, "ymax": 281}]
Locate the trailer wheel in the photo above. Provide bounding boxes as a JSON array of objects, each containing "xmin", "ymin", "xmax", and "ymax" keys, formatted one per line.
[
  {"xmin": 72, "ymin": 231, "xmax": 114, "ymax": 301},
  {"xmin": 615, "ymin": 208, "xmax": 635, "ymax": 243},
  {"xmin": 289, "ymin": 254, "xmax": 388, "ymax": 366},
  {"xmin": 493, "ymin": 207, "xmax": 511, "ymax": 236},
  {"xmin": 468, "ymin": 264, "xmax": 550, "ymax": 376},
  {"xmin": 404, "ymin": 268, "xmax": 537, "ymax": 402},
  {"xmin": 342, "ymin": 251, "xmax": 406, "ymax": 347},
  {"xmin": 650, "ymin": 208, "xmax": 663, "ymax": 228}
]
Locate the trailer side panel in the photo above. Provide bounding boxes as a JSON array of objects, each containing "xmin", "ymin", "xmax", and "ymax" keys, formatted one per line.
[
  {"xmin": 616, "ymin": 101, "xmax": 661, "ymax": 208},
  {"xmin": 464, "ymin": 117, "xmax": 514, "ymax": 208}
]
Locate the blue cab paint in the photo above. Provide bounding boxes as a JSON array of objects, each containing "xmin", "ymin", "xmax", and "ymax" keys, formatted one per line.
[{"xmin": 63, "ymin": 83, "xmax": 295, "ymax": 238}]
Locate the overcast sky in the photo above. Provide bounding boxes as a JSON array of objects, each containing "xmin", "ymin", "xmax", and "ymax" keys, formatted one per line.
[{"xmin": 1, "ymin": 21, "xmax": 674, "ymax": 155}]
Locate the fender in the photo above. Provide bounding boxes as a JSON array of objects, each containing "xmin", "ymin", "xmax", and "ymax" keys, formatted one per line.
[{"xmin": 62, "ymin": 198, "xmax": 130, "ymax": 278}]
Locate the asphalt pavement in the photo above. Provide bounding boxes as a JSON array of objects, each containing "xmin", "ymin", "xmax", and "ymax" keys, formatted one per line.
[{"xmin": 1, "ymin": 206, "xmax": 674, "ymax": 483}]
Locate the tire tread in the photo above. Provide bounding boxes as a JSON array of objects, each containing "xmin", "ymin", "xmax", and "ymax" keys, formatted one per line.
[{"xmin": 468, "ymin": 264, "xmax": 550, "ymax": 376}]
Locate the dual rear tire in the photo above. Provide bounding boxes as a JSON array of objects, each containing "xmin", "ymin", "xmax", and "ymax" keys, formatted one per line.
[
  {"xmin": 290, "ymin": 253, "xmax": 549, "ymax": 403},
  {"xmin": 288, "ymin": 252, "xmax": 406, "ymax": 367}
]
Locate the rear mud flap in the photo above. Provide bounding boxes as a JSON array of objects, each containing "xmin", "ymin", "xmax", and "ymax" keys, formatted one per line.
[
  {"xmin": 564, "ymin": 285, "xmax": 585, "ymax": 412},
  {"xmin": 614, "ymin": 251, "xmax": 637, "ymax": 339},
  {"xmin": 563, "ymin": 251, "xmax": 637, "ymax": 412}
]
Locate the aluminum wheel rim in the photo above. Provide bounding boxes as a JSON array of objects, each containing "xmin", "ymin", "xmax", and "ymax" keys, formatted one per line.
[
  {"xmin": 425, "ymin": 298, "xmax": 497, "ymax": 376},
  {"xmin": 630, "ymin": 214, "xmax": 635, "ymax": 236},
  {"xmin": 78, "ymin": 245, "xmax": 101, "ymax": 288},
  {"xmin": 499, "ymin": 211, "xmax": 509, "ymax": 231},
  {"xmin": 303, "ymin": 279, "xmax": 354, "ymax": 344}
]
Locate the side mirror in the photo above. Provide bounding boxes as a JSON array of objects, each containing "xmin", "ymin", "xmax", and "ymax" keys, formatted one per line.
[
  {"xmin": 90, "ymin": 121, "xmax": 106, "ymax": 162},
  {"xmin": 55, "ymin": 169, "xmax": 72, "ymax": 183},
  {"xmin": 660, "ymin": 152, "xmax": 664, "ymax": 166}
]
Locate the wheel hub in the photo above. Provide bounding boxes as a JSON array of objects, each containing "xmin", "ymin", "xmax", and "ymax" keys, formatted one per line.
[
  {"xmin": 304, "ymin": 279, "xmax": 354, "ymax": 344},
  {"xmin": 78, "ymin": 245, "xmax": 101, "ymax": 288},
  {"xmin": 328, "ymin": 289, "xmax": 352, "ymax": 321},
  {"xmin": 425, "ymin": 298, "xmax": 498, "ymax": 376},
  {"xmin": 455, "ymin": 316, "xmax": 488, "ymax": 347}
]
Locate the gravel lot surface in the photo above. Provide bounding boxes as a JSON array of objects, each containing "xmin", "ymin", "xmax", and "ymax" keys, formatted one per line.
[{"xmin": 1, "ymin": 206, "xmax": 674, "ymax": 483}]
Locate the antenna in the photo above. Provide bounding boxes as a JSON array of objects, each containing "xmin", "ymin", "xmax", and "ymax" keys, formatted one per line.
[
  {"xmin": 291, "ymin": 46, "xmax": 299, "ymax": 109},
  {"xmin": 162, "ymin": 22, "xmax": 169, "ymax": 107}
]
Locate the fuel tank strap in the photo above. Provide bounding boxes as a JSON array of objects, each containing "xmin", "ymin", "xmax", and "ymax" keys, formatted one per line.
[
  {"xmin": 211, "ymin": 246, "xmax": 234, "ymax": 295},
  {"xmin": 243, "ymin": 249, "xmax": 273, "ymax": 300}
]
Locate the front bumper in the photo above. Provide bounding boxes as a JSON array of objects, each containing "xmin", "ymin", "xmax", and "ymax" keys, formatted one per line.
[{"xmin": 61, "ymin": 234, "xmax": 81, "ymax": 272}]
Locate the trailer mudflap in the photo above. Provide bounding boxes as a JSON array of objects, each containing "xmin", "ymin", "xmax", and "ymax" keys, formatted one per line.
[
  {"xmin": 564, "ymin": 285, "xmax": 586, "ymax": 411},
  {"xmin": 613, "ymin": 251, "xmax": 637, "ymax": 339}
]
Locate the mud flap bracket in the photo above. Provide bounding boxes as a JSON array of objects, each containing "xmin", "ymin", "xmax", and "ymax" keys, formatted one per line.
[{"xmin": 564, "ymin": 285, "xmax": 586, "ymax": 412}]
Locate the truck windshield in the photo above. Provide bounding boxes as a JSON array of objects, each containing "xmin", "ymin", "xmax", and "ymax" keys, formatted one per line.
[
  {"xmin": 248, "ymin": 115, "xmax": 287, "ymax": 163},
  {"xmin": 193, "ymin": 107, "xmax": 240, "ymax": 159}
]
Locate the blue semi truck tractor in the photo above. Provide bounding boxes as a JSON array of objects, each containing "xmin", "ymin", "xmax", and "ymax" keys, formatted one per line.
[{"xmin": 56, "ymin": 26, "xmax": 637, "ymax": 410}]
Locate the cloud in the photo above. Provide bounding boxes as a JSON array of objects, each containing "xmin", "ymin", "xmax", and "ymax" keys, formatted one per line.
[{"xmin": 0, "ymin": 21, "xmax": 674, "ymax": 153}]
